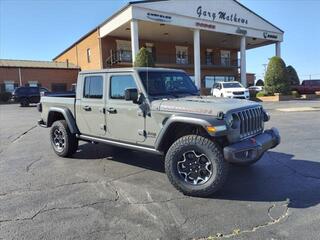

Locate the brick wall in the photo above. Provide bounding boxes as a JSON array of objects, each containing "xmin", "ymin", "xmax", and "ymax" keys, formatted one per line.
[
  {"xmin": 0, "ymin": 67, "xmax": 79, "ymax": 92},
  {"xmin": 54, "ymin": 30, "xmax": 101, "ymax": 70}
]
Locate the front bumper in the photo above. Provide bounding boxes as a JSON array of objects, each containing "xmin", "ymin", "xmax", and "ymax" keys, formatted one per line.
[
  {"xmin": 223, "ymin": 128, "xmax": 280, "ymax": 164},
  {"xmin": 225, "ymin": 94, "xmax": 250, "ymax": 100}
]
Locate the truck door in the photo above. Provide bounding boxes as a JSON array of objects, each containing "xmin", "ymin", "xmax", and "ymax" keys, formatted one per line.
[
  {"xmin": 105, "ymin": 73, "xmax": 145, "ymax": 143},
  {"xmin": 76, "ymin": 74, "xmax": 106, "ymax": 137}
]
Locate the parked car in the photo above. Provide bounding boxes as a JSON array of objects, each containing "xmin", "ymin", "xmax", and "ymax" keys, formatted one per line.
[
  {"xmin": 211, "ymin": 82, "xmax": 250, "ymax": 99},
  {"xmin": 38, "ymin": 68, "xmax": 280, "ymax": 197},
  {"xmin": 12, "ymin": 86, "xmax": 49, "ymax": 107},
  {"xmin": 292, "ymin": 80, "xmax": 320, "ymax": 94}
]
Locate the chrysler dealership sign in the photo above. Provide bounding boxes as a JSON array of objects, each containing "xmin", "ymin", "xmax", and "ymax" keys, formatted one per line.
[{"xmin": 196, "ymin": 6, "xmax": 249, "ymax": 25}]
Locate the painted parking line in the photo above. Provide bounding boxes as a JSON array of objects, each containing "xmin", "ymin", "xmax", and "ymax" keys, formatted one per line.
[{"xmin": 276, "ymin": 107, "xmax": 320, "ymax": 112}]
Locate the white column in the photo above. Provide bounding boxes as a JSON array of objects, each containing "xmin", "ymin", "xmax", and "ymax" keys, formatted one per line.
[
  {"xmin": 18, "ymin": 67, "xmax": 22, "ymax": 86},
  {"xmin": 193, "ymin": 29, "xmax": 201, "ymax": 90},
  {"xmin": 130, "ymin": 20, "xmax": 139, "ymax": 64},
  {"xmin": 275, "ymin": 42, "xmax": 281, "ymax": 57},
  {"xmin": 240, "ymin": 35, "xmax": 247, "ymax": 87}
]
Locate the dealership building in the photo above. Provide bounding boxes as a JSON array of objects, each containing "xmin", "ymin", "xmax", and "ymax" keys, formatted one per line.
[{"xmin": 54, "ymin": 0, "xmax": 284, "ymax": 94}]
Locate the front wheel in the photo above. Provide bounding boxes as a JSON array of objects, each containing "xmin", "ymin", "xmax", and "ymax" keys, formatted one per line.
[
  {"xmin": 50, "ymin": 120, "xmax": 78, "ymax": 157},
  {"xmin": 165, "ymin": 135, "xmax": 229, "ymax": 197}
]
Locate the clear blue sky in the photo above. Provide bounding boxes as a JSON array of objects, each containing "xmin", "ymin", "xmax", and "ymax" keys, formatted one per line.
[{"xmin": 1, "ymin": 0, "xmax": 320, "ymax": 80}]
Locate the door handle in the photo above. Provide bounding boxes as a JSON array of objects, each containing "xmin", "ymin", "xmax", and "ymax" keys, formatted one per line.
[
  {"xmin": 107, "ymin": 107, "xmax": 117, "ymax": 114},
  {"xmin": 83, "ymin": 106, "xmax": 92, "ymax": 111}
]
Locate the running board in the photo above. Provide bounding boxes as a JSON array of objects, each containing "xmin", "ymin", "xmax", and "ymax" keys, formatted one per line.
[{"xmin": 78, "ymin": 135, "xmax": 163, "ymax": 155}]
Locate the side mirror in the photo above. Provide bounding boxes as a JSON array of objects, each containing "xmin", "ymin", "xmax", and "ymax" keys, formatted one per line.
[{"xmin": 125, "ymin": 88, "xmax": 138, "ymax": 103}]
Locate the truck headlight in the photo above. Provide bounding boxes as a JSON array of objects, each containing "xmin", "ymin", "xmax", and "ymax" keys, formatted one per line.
[
  {"xmin": 263, "ymin": 110, "xmax": 270, "ymax": 122},
  {"xmin": 225, "ymin": 114, "xmax": 240, "ymax": 129}
]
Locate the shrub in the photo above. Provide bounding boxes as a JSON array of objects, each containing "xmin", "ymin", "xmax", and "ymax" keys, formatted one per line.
[
  {"xmin": 0, "ymin": 92, "xmax": 12, "ymax": 102},
  {"xmin": 256, "ymin": 91, "xmax": 267, "ymax": 97},
  {"xmin": 291, "ymin": 90, "xmax": 300, "ymax": 98},
  {"xmin": 286, "ymin": 65, "xmax": 300, "ymax": 86},
  {"xmin": 264, "ymin": 57, "xmax": 290, "ymax": 95},
  {"xmin": 133, "ymin": 47, "xmax": 155, "ymax": 67}
]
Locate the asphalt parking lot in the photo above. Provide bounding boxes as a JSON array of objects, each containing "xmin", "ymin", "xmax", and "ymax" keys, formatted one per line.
[{"xmin": 0, "ymin": 101, "xmax": 320, "ymax": 240}]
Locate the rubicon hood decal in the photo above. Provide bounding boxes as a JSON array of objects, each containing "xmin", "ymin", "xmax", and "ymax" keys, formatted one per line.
[{"xmin": 156, "ymin": 96, "xmax": 260, "ymax": 116}]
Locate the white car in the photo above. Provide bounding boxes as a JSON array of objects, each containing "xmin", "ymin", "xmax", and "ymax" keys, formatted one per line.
[{"xmin": 211, "ymin": 82, "xmax": 250, "ymax": 99}]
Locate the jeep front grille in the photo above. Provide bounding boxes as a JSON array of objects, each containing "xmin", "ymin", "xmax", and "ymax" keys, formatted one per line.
[{"xmin": 235, "ymin": 107, "xmax": 264, "ymax": 139}]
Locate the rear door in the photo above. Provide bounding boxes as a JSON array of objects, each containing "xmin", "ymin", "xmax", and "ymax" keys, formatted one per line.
[
  {"xmin": 76, "ymin": 74, "xmax": 106, "ymax": 137},
  {"xmin": 105, "ymin": 73, "xmax": 145, "ymax": 143}
]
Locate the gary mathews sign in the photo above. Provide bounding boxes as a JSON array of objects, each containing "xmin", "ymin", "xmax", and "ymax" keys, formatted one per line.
[{"xmin": 196, "ymin": 6, "xmax": 248, "ymax": 25}]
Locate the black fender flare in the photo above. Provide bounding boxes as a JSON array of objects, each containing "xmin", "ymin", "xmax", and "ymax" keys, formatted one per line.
[
  {"xmin": 47, "ymin": 107, "xmax": 79, "ymax": 134},
  {"xmin": 154, "ymin": 115, "xmax": 226, "ymax": 151}
]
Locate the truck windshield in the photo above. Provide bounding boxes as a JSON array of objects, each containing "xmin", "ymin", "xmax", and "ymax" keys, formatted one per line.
[
  {"xmin": 138, "ymin": 71, "xmax": 198, "ymax": 97},
  {"xmin": 223, "ymin": 82, "xmax": 243, "ymax": 88}
]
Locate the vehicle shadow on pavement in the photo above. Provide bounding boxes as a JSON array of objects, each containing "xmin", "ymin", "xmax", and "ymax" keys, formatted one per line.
[
  {"xmin": 75, "ymin": 144, "xmax": 320, "ymax": 208},
  {"xmin": 75, "ymin": 143, "xmax": 165, "ymax": 173},
  {"xmin": 216, "ymin": 151, "xmax": 320, "ymax": 209}
]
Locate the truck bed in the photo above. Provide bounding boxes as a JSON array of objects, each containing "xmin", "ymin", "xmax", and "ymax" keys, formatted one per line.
[{"xmin": 40, "ymin": 96, "xmax": 76, "ymax": 120}]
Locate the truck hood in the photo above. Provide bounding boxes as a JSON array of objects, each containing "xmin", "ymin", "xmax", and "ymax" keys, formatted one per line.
[{"xmin": 152, "ymin": 96, "xmax": 260, "ymax": 116}]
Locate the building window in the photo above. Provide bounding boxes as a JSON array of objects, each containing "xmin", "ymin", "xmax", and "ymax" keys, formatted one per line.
[
  {"xmin": 83, "ymin": 76, "xmax": 103, "ymax": 99},
  {"xmin": 28, "ymin": 81, "xmax": 39, "ymax": 87},
  {"xmin": 51, "ymin": 83, "xmax": 67, "ymax": 92},
  {"xmin": 205, "ymin": 49, "xmax": 213, "ymax": 65},
  {"xmin": 176, "ymin": 46, "xmax": 188, "ymax": 64},
  {"xmin": 4, "ymin": 81, "xmax": 15, "ymax": 93},
  {"xmin": 116, "ymin": 40, "xmax": 132, "ymax": 62},
  {"xmin": 204, "ymin": 76, "xmax": 236, "ymax": 88},
  {"xmin": 87, "ymin": 48, "xmax": 91, "ymax": 63},
  {"xmin": 110, "ymin": 75, "xmax": 136, "ymax": 100}
]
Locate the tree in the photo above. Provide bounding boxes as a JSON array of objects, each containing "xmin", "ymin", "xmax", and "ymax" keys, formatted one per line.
[
  {"xmin": 256, "ymin": 79, "xmax": 264, "ymax": 86},
  {"xmin": 286, "ymin": 65, "xmax": 300, "ymax": 86},
  {"xmin": 133, "ymin": 47, "xmax": 155, "ymax": 67},
  {"xmin": 264, "ymin": 56, "xmax": 290, "ymax": 95}
]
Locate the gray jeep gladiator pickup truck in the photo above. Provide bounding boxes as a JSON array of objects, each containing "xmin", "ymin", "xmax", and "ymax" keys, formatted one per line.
[{"xmin": 38, "ymin": 68, "xmax": 280, "ymax": 197}]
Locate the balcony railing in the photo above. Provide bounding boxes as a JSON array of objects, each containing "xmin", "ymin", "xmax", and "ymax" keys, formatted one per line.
[{"xmin": 106, "ymin": 50, "xmax": 239, "ymax": 68}]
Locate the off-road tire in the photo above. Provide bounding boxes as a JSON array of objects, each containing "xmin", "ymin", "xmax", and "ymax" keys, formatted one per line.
[
  {"xmin": 50, "ymin": 120, "xmax": 78, "ymax": 157},
  {"xmin": 165, "ymin": 135, "xmax": 229, "ymax": 197},
  {"xmin": 20, "ymin": 98, "xmax": 29, "ymax": 107}
]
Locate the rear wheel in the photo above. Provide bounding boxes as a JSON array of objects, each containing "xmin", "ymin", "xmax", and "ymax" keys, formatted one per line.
[
  {"xmin": 165, "ymin": 135, "xmax": 229, "ymax": 197},
  {"xmin": 20, "ymin": 98, "xmax": 29, "ymax": 107},
  {"xmin": 50, "ymin": 120, "xmax": 78, "ymax": 157}
]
